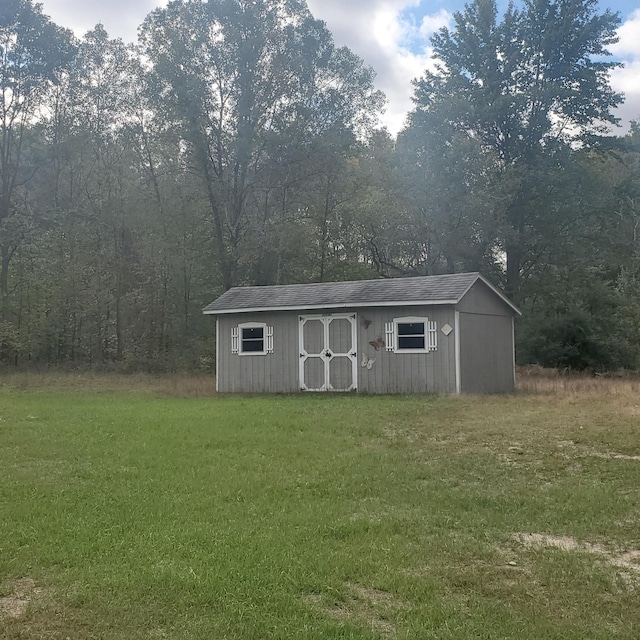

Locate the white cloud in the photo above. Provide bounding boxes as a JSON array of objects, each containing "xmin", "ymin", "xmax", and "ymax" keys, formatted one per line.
[
  {"xmin": 41, "ymin": 0, "xmax": 447, "ymax": 135},
  {"xmin": 308, "ymin": 0, "xmax": 451, "ymax": 135},
  {"xmin": 610, "ymin": 9, "xmax": 640, "ymax": 58},
  {"xmin": 611, "ymin": 62, "xmax": 640, "ymax": 125},
  {"xmin": 418, "ymin": 9, "xmax": 451, "ymax": 38},
  {"xmin": 610, "ymin": 9, "xmax": 640, "ymax": 129},
  {"xmin": 40, "ymin": 0, "xmax": 166, "ymax": 41}
]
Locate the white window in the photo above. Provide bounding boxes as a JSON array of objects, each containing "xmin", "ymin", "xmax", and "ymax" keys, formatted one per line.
[
  {"xmin": 231, "ymin": 322, "xmax": 274, "ymax": 355},
  {"xmin": 385, "ymin": 316, "xmax": 437, "ymax": 353}
]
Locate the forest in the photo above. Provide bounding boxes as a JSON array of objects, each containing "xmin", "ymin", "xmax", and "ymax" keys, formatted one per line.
[{"xmin": 1, "ymin": 0, "xmax": 638, "ymax": 372}]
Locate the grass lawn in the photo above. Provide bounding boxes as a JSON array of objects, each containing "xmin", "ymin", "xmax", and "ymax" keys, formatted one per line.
[{"xmin": 1, "ymin": 374, "xmax": 639, "ymax": 638}]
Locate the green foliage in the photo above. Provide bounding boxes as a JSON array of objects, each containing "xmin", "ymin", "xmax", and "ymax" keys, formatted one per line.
[
  {"xmin": 0, "ymin": 0, "xmax": 637, "ymax": 374},
  {"xmin": 139, "ymin": 0, "xmax": 385, "ymax": 289},
  {"xmin": 0, "ymin": 0, "xmax": 75, "ymax": 337},
  {"xmin": 403, "ymin": 0, "xmax": 623, "ymax": 298}
]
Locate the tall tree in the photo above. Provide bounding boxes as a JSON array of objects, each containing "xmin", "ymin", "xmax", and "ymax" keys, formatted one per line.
[
  {"xmin": 139, "ymin": 0, "xmax": 384, "ymax": 289},
  {"xmin": 0, "ymin": 0, "xmax": 74, "ymax": 328},
  {"xmin": 404, "ymin": 0, "xmax": 622, "ymax": 299}
]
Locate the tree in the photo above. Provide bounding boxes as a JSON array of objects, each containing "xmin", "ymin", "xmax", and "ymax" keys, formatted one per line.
[
  {"xmin": 405, "ymin": 0, "xmax": 622, "ymax": 299},
  {"xmin": 139, "ymin": 0, "xmax": 384, "ymax": 289},
  {"xmin": 512, "ymin": 123, "xmax": 640, "ymax": 370},
  {"xmin": 0, "ymin": 0, "xmax": 74, "ymax": 361}
]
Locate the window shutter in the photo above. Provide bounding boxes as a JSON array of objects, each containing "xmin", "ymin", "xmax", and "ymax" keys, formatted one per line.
[
  {"xmin": 266, "ymin": 326, "xmax": 274, "ymax": 353},
  {"xmin": 385, "ymin": 322, "xmax": 394, "ymax": 351},
  {"xmin": 231, "ymin": 327, "xmax": 239, "ymax": 354},
  {"xmin": 427, "ymin": 321, "xmax": 438, "ymax": 352}
]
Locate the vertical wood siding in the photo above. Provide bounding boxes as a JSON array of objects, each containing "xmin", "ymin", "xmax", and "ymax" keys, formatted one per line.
[
  {"xmin": 457, "ymin": 282, "xmax": 516, "ymax": 393},
  {"xmin": 355, "ymin": 306, "xmax": 456, "ymax": 394},
  {"xmin": 217, "ymin": 312, "xmax": 300, "ymax": 392},
  {"xmin": 217, "ymin": 307, "xmax": 457, "ymax": 393},
  {"xmin": 459, "ymin": 314, "xmax": 515, "ymax": 393},
  {"xmin": 456, "ymin": 280, "xmax": 515, "ymax": 316},
  {"xmin": 215, "ymin": 286, "xmax": 513, "ymax": 394}
]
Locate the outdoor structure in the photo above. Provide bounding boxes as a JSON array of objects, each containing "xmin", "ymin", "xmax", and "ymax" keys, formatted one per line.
[{"xmin": 203, "ymin": 272, "xmax": 521, "ymax": 394}]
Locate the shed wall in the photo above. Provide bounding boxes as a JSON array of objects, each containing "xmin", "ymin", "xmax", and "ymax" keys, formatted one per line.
[
  {"xmin": 459, "ymin": 313, "xmax": 515, "ymax": 393},
  {"xmin": 356, "ymin": 305, "xmax": 456, "ymax": 394},
  {"xmin": 456, "ymin": 280, "xmax": 516, "ymax": 393},
  {"xmin": 216, "ymin": 305, "xmax": 457, "ymax": 393},
  {"xmin": 217, "ymin": 312, "xmax": 300, "ymax": 393},
  {"xmin": 456, "ymin": 280, "xmax": 515, "ymax": 316}
]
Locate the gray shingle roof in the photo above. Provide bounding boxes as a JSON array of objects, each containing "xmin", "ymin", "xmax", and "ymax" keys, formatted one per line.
[{"xmin": 203, "ymin": 272, "xmax": 520, "ymax": 315}]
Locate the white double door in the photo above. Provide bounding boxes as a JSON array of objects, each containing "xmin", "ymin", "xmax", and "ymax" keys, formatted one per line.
[{"xmin": 299, "ymin": 314, "xmax": 357, "ymax": 391}]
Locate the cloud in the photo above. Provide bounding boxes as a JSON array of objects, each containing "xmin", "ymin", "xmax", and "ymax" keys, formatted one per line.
[
  {"xmin": 610, "ymin": 9, "xmax": 640, "ymax": 58},
  {"xmin": 308, "ymin": 0, "xmax": 451, "ymax": 134},
  {"xmin": 418, "ymin": 9, "xmax": 452, "ymax": 38},
  {"xmin": 40, "ymin": 0, "xmax": 165, "ymax": 41},
  {"xmin": 611, "ymin": 62, "xmax": 640, "ymax": 126},
  {"xmin": 610, "ymin": 9, "xmax": 640, "ymax": 128}
]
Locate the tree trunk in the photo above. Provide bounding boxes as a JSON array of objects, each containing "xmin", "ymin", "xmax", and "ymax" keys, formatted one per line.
[{"xmin": 505, "ymin": 244, "xmax": 522, "ymax": 303}]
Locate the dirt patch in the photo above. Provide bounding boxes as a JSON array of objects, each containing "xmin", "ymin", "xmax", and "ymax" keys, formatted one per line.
[
  {"xmin": 0, "ymin": 578, "xmax": 42, "ymax": 619},
  {"xmin": 516, "ymin": 533, "xmax": 640, "ymax": 585},
  {"xmin": 304, "ymin": 582, "xmax": 407, "ymax": 638}
]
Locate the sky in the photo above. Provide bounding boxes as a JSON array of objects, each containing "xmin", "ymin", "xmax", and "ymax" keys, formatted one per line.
[{"xmin": 38, "ymin": 0, "xmax": 640, "ymax": 136}]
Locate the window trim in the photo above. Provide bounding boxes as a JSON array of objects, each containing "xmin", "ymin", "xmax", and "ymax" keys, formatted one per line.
[
  {"xmin": 232, "ymin": 322, "xmax": 273, "ymax": 356},
  {"xmin": 386, "ymin": 316, "xmax": 437, "ymax": 354}
]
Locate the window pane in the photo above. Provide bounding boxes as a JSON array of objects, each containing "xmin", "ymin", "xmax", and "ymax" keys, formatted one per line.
[
  {"xmin": 242, "ymin": 327, "xmax": 263, "ymax": 340},
  {"xmin": 398, "ymin": 322, "xmax": 424, "ymax": 336},
  {"xmin": 398, "ymin": 335, "xmax": 425, "ymax": 350},
  {"xmin": 242, "ymin": 339, "xmax": 264, "ymax": 352}
]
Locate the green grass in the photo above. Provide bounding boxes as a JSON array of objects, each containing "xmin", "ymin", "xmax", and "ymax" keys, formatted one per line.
[{"xmin": 1, "ymin": 381, "xmax": 639, "ymax": 638}]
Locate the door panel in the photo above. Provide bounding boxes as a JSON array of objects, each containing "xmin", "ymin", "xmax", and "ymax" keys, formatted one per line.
[
  {"xmin": 303, "ymin": 319, "xmax": 324, "ymax": 354},
  {"xmin": 304, "ymin": 357, "xmax": 326, "ymax": 391},
  {"xmin": 328, "ymin": 317, "xmax": 353, "ymax": 354},
  {"xmin": 299, "ymin": 315, "xmax": 357, "ymax": 392},
  {"xmin": 328, "ymin": 356, "xmax": 353, "ymax": 391}
]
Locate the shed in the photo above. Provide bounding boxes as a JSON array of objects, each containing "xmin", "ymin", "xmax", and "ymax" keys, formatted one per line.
[{"xmin": 203, "ymin": 272, "xmax": 521, "ymax": 394}]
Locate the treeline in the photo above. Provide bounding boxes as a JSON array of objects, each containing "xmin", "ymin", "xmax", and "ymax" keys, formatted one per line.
[{"xmin": 1, "ymin": 0, "xmax": 638, "ymax": 372}]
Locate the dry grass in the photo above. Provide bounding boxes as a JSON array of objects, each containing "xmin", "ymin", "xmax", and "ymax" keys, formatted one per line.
[
  {"xmin": 0, "ymin": 371, "xmax": 217, "ymax": 398},
  {"xmin": 517, "ymin": 365, "xmax": 640, "ymax": 397},
  {"xmin": 2, "ymin": 366, "xmax": 640, "ymax": 400}
]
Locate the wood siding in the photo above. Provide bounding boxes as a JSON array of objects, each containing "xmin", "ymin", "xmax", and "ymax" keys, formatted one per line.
[
  {"xmin": 458, "ymin": 282, "xmax": 516, "ymax": 393},
  {"xmin": 456, "ymin": 279, "xmax": 515, "ymax": 316},
  {"xmin": 217, "ymin": 305, "xmax": 457, "ymax": 393},
  {"xmin": 356, "ymin": 305, "xmax": 456, "ymax": 394},
  {"xmin": 215, "ymin": 280, "xmax": 516, "ymax": 394},
  {"xmin": 217, "ymin": 312, "xmax": 300, "ymax": 393}
]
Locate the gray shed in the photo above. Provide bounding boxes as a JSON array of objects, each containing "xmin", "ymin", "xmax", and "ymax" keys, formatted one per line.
[{"xmin": 203, "ymin": 272, "xmax": 521, "ymax": 394}]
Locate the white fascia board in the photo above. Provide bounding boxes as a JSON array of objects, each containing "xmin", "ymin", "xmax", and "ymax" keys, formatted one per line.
[{"xmin": 203, "ymin": 299, "xmax": 459, "ymax": 315}]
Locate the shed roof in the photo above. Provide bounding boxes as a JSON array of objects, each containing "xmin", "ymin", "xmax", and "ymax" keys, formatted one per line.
[{"xmin": 203, "ymin": 272, "xmax": 521, "ymax": 316}]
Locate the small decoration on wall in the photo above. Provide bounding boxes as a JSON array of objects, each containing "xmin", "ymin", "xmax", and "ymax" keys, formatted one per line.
[
  {"xmin": 441, "ymin": 323, "xmax": 453, "ymax": 336},
  {"xmin": 360, "ymin": 317, "xmax": 372, "ymax": 329},
  {"xmin": 368, "ymin": 336, "xmax": 385, "ymax": 351},
  {"xmin": 361, "ymin": 353, "xmax": 376, "ymax": 369}
]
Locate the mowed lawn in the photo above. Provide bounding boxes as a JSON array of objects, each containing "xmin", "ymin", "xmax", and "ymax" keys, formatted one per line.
[{"xmin": 1, "ymin": 376, "xmax": 639, "ymax": 639}]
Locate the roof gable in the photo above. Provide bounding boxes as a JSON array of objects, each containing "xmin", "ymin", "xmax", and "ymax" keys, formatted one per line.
[{"xmin": 203, "ymin": 273, "xmax": 521, "ymax": 316}]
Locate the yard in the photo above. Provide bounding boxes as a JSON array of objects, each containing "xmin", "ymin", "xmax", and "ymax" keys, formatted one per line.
[{"xmin": 1, "ymin": 373, "xmax": 639, "ymax": 638}]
